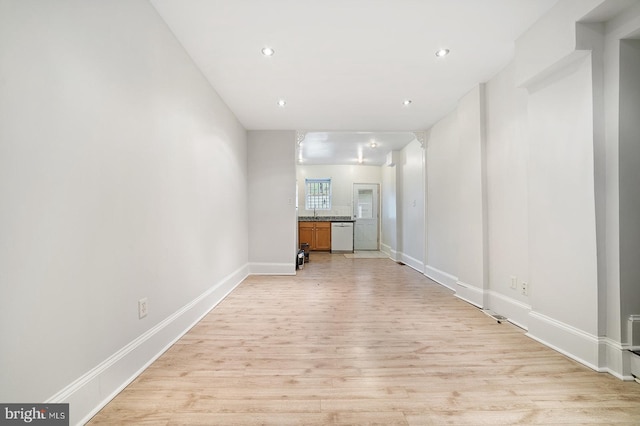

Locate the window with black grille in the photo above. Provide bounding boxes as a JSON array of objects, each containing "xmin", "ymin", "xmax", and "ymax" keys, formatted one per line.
[{"xmin": 305, "ymin": 178, "xmax": 331, "ymax": 210}]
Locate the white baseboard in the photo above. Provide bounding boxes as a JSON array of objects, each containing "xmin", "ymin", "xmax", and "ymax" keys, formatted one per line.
[
  {"xmin": 527, "ymin": 310, "xmax": 601, "ymax": 371},
  {"xmin": 424, "ymin": 265, "xmax": 457, "ymax": 291},
  {"xmin": 380, "ymin": 243, "xmax": 390, "ymax": 254},
  {"xmin": 483, "ymin": 294, "xmax": 636, "ymax": 380},
  {"xmin": 49, "ymin": 264, "xmax": 250, "ymax": 426},
  {"xmin": 399, "ymin": 252, "xmax": 424, "ymax": 273},
  {"xmin": 455, "ymin": 280, "xmax": 485, "ymax": 308},
  {"xmin": 486, "ymin": 290, "xmax": 531, "ymax": 330},
  {"xmin": 380, "ymin": 243, "xmax": 399, "ymax": 262},
  {"xmin": 249, "ymin": 262, "xmax": 296, "ymax": 275},
  {"xmin": 599, "ymin": 338, "xmax": 636, "ymax": 380}
]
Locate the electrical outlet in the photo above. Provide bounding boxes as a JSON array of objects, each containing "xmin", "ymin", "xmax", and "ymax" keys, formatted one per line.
[
  {"xmin": 138, "ymin": 298, "xmax": 148, "ymax": 319},
  {"xmin": 510, "ymin": 276, "xmax": 517, "ymax": 289},
  {"xmin": 521, "ymin": 282, "xmax": 528, "ymax": 296}
]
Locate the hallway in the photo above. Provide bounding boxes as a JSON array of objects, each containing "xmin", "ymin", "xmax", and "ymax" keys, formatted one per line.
[{"xmin": 89, "ymin": 254, "xmax": 640, "ymax": 425}]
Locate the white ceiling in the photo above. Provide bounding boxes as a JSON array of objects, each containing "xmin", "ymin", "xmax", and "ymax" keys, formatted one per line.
[
  {"xmin": 150, "ymin": 0, "xmax": 559, "ymax": 164},
  {"xmin": 300, "ymin": 131, "xmax": 417, "ymax": 166}
]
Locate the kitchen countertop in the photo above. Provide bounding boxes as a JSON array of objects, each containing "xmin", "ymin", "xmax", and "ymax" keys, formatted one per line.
[{"xmin": 298, "ymin": 216, "xmax": 355, "ymax": 222}]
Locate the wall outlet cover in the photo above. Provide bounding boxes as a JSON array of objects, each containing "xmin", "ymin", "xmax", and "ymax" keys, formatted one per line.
[{"xmin": 138, "ymin": 298, "xmax": 148, "ymax": 319}]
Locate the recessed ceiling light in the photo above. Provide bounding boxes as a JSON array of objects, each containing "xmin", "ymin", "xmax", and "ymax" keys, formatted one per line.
[
  {"xmin": 435, "ymin": 48, "xmax": 450, "ymax": 58},
  {"xmin": 370, "ymin": 141, "xmax": 377, "ymax": 148},
  {"xmin": 277, "ymin": 99, "xmax": 286, "ymax": 107},
  {"xmin": 403, "ymin": 99, "xmax": 412, "ymax": 106},
  {"xmin": 261, "ymin": 47, "xmax": 275, "ymax": 56}
]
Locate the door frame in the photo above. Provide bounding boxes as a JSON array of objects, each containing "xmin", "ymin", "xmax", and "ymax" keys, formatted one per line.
[{"xmin": 353, "ymin": 183, "xmax": 380, "ymax": 250}]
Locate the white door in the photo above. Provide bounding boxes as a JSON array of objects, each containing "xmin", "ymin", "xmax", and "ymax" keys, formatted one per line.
[{"xmin": 353, "ymin": 183, "xmax": 379, "ymax": 250}]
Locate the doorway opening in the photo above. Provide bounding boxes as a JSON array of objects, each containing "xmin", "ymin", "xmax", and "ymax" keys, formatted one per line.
[{"xmin": 353, "ymin": 183, "xmax": 379, "ymax": 250}]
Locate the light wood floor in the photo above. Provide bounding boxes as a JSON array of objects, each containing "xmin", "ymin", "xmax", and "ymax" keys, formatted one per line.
[{"xmin": 89, "ymin": 253, "xmax": 640, "ymax": 425}]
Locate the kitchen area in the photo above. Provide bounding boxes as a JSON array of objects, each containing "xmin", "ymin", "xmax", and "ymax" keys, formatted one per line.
[
  {"xmin": 296, "ymin": 162, "xmax": 382, "ymax": 262},
  {"xmin": 298, "ymin": 215, "xmax": 355, "ymax": 254}
]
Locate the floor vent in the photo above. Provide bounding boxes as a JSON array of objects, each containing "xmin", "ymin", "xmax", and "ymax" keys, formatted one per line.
[{"xmin": 482, "ymin": 309, "xmax": 507, "ymax": 324}]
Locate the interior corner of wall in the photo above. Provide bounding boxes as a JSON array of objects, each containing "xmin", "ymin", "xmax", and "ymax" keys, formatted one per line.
[
  {"xmin": 518, "ymin": 50, "xmax": 591, "ymax": 93},
  {"xmin": 514, "ymin": 8, "xmax": 578, "ymax": 88},
  {"xmin": 576, "ymin": 21, "xmax": 605, "ymax": 52}
]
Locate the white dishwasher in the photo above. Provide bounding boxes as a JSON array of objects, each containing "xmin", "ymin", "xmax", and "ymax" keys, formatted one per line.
[{"xmin": 331, "ymin": 222, "xmax": 354, "ymax": 253}]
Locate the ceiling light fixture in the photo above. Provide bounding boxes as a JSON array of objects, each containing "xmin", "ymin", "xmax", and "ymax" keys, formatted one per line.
[
  {"xmin": 370, "ymin": 141, "xmax": 377, "ymax": 148},
  {"xmin": 261, "ymin": 47, "xmax": 275, "ymax": 56},
  {"xmin": 435, "ymin": 48, "xmax": 450, "ymax": 58},
  {"xmin": 403, "ymin": 99, "xmax": 412, "ymax": 106},
  {"xmin": 277, "ymin": 99, "xmax": 286, "ymax": 107}
]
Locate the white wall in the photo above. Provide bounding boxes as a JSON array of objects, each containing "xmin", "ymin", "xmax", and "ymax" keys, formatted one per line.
[
  {"xmin": 248, "ymin": 131, "xmax": 297, "ymax": 274},
  {"xmin": 296, "ymin": 165, "xmax": 382, "ymax": 217},
  {"xmin": 398, "ymin": 140, "xmax": 425, "ymax": 271},
  {"xmin": 619, "ymin": 39, "xmax": 640, "ymax": 340},
  {"xmin": 455, "ymin": 86, "xmax": 488, "ymax": 306},
  {"xmin": 425, "ymin": 112, "xmax": 460, "ymax": 289},
  {"xmin": 525, "ymin": 53, "xmax": 599, "ymax": 353},
  {"xmin": 0, "ymin": 1, "xmax": 248, "ymax": 423},
  {"xmin": 601, "ymin": 2, "xmax": 640, "ymax": 355},
  {"xmin": 485, "ymin": 61, "xmax": 530, "ymax": 324},
  {"xmin": 465, "ymin": 8, "xmax": 601, "ymax": 368},
  {"xmin": 424, "ymin": 85, "xmax": 488, "ymax": 303},
  {"xmin": 381, "ymin": 162, "xmax": 398, "ymax": 258}
]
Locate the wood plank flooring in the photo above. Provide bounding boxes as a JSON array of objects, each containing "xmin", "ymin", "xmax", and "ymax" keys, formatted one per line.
[{"xmin": 88, "ymin": 253, "xmax": 640, "ymax": 425}]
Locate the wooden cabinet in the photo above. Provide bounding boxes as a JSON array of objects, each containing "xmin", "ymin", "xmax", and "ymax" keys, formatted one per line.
[
  {"xmin": 298, "ymin": 222, "xmax": 314, "ymax": 251},
  {"xmin": 314, "ymin": 222, "xmax": 331, "ymax": 250},
  {"xmin": 298, "ymin": 221, "xmax": 331, "ymax": 251}
]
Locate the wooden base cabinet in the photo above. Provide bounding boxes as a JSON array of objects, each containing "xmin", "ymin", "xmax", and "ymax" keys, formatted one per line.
[
  {"xmin": 298, "ymin": 222, "xmax": 331, "ymax": 251},
  {"xmin": 298, "ymin": 223, "xmax": 314, "ymax": 251},
  {"xmin": 314, "ymin": 222, "xmax": 331, "ymax": 250}
]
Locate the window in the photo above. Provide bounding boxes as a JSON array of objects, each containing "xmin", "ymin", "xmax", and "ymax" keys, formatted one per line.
[{"xmin": 305, "ymin": 178, "xmax": 331, "ymax": 210}]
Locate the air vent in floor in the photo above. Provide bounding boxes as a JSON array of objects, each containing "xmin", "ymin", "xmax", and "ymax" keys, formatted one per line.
[{"xmin": 482, "ymin": 309, "xmax": 507, "ymax": 324}]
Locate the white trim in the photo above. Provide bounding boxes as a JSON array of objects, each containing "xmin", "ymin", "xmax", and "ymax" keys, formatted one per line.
[
  {"xmin": 455, "ymin": 280, "xmax": 484, "ymax": 308},
  {"xmin": 380, "ymin": 243, "xmax": 399, "ymax": 262},
  {"xmin": 628, "ymin": 315, "xmax": 640, "ymax": 346},
  {"xmin": 527, "ymin": 310, "xmax": 600, "ymax": 371},
  {"xmin": 399, "ymin": 252, "xmax": 424, "ymax": 273},
  {"xmin": 249, "ymin": 262, "xmax": 296, "ymax": 275},
  {"xmin": 600, "ymin": 337, "xmax": 636, "ymax": 381},
  {"xmin": 486, "ymin": 290, "xmax": 531, "ymax": 330},
  {"xmin": 519, "ymin": 50, "xmax": 591, "ymax": 92},
  {"xmin": 424, "ymin": 265, "xmax": 457, "ymax": 291},
  {"xmin": 49, "ymin": 264, "xmax": 249, "ymax": 426},
  {"xmin": 630, "ymin": 350, "xmax": 640, "ymax": 379}
]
